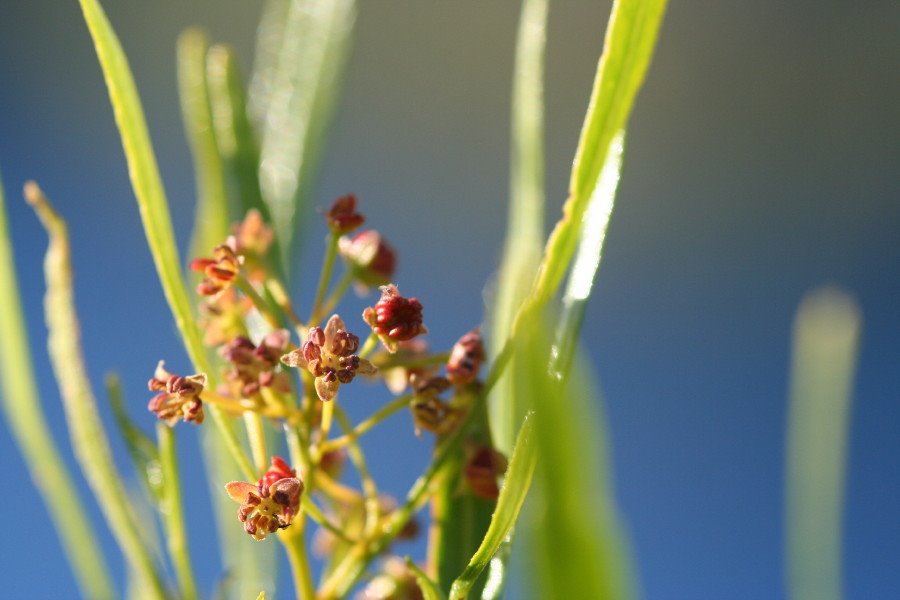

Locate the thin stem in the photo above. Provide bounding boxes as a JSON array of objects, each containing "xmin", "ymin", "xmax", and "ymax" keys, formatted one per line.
[
  {"xmin": 319, "ymin": 399, "xmax": 335, "ymax": 446},
  {"xmin": 333, "ymin": 406, "xmax": 381, "ymax": 538},
  {"xmin": 370, "ymin": 351, "xmax": 450, "ymax": 370},
  {"xmin": 303, "ymin": 498, "xmax": 357, "ymax": 544},
  {"xmin": 316, "ymin": 269, "xmax": 354, "ymax": 322},
  {"xmin": 310, "ymin": 231, "xmax": 340, "ymax": 323},
  {"xmin": 280, "ymin": 525, "xmax": 316, "ymax": 600},
  {"xmin": 320, "ymin": 393, "xmax": 414, "ymax": 453},
  {"xmin": 266, "ymin": 277, "xmax": 305, "ymax": 332},
  {"xmin": 236, "ymin": 275, "xmax": 282, "ymax": 330},
  {"xmin": 157, "ymin": 425, "xmax": 199, "ymax": 600},
  {"xmin": 358, "ymin": 331, "xmax": 378, "ymax": 359},
  {"xmin": 244, "ymin": 411, "xmax": 268, "ymax": 475}
]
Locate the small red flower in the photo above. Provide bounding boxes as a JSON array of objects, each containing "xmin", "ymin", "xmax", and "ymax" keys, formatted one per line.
[
  {"xmin": 190, "ymin": 243, "xmax": 242, "ymax": 296},
  {"xmin": 147, "ymin": 361, "xmax": 206, "ymax": 425},
  {"xmin": 338, "ymin": 230, "xmax": 396, "ymax": 288},
  {"xmin": 258, "ymin": 455, "xmax": 297, "ymax": 488},
  {"xmin": 447, "ymin": 328, "xmax": 485, "ymax": 385},
  {"xmin": 225, "ymin": 476, "xmax": 304, "ymax": 541},
  {"xmin": 280, "ymin": 315, "xmax": 376, "ymax": 401},
  {"xmin": 220, "ymin": 330, "xmax": 292, "ymax": 398},
  {"xmin": 325, "ymin": 194, "xmax": 365, "ymax": 233},
  {"xmin": 363, "ymin": 285, "xmax": 427, "ymax": 353}
]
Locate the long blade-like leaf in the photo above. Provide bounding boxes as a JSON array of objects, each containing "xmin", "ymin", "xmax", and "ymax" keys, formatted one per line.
[
  {"xmin": 489, "ymin": 0, "xmax": 548, "ymax": 458},
  {"xmin": 449, "ymin": 413, "xmax": 537, "ymax": 600},
  {"xmin": 157, "ymin": 424, "xmax": 198, "ymax": 600},
  {"xmin": 77, "ymin": 0, "xmax": 256, "ymax": 481},
  {"xmin": 252, "ymin": 0, "xmax": 357, "ymax": 265},
  {"xmin": 554, "ymin": 131, "xmax": 625, "ymax": 378},
  {"xmin": 177, "ymin": 28, "xmax": 231, "ymax": 262},
  {"xmin": 521, "ymin": 0, "xmax": 668, "ymax": 318},
  {"xmin": 514, "ymin": 312, "xmax": 636, "ymax": 600},
  {"xmin": 25, "ymin": 182, "xmax": 167, "ymax": 599},
  {"xmin": 407, "ymin": 557, "xmax": 448, "ymax": 600},
  {"xmin": 786, "ymin": 288, "xmax": 860, "ymax": 600},
  {"xmin": 0, "ymin": 175, "xmax": 114, "ymax": 600}
]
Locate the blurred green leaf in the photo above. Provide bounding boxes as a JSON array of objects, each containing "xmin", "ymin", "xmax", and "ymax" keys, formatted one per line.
[
  {"xmin": 450, "ymin": 413, "xmax": 537, "ymax": 600},
  {"xmin": 489, "ymin": 0, "xmax": 548, "ymax": 458},
  {"xmin": 786, "ymin": 288, "xmax": 861, "ymax": 600},
  {"xmin": 157, "ymin": 424, "xmax": 199, "ymax": 600},
  {"xmin": 250, "ymin": 0, "xmax": 357, "ymax": 266},
  {"xmin": 0, "ymin": 175, "xmax": 114, "ymax": 599},
  {"xmin": 407, "ymin": 557, "xmax": 448, "ymax": 600},
  {"xmin": 524, "ymin": 0, "xmax": 668, "ymax": 315},
  {"xmin": 25, "ymin": 182, "xmax": 167, "ymax": 599},
  {"xmin": 106, "ymin": 373, "xmax": 164, "ymax": 501},
  {"xmin": 513, "ymin": 310, "xmax": 636, "ymax": 600},
  {"xmin": 177, "ymin": 28, "xmax": 231, "ymax": 262},
  {"xmin": 77, "ymin": 0, "xmax": 256, "ymax": 481}
]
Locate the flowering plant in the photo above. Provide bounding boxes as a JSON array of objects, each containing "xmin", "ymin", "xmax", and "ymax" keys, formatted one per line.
[{"xmin": 0, "ymin": 1, "xmax": 670, "ymax": 599}]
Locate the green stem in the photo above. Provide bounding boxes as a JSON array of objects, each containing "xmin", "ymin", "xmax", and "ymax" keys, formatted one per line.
[
  {"xmin": 310, "ymin": 231, "xmax": 340, "ymax": 323},
  {"xmin": 280, "ymin": 526, "xmax": 316, "ymax": 600},
  {"xmin": 236, "ymin": 275, "xmax": 283, "ymax": 330},
  {"xmin": 244, "ymin": 411, "xmax": 268, "ymax": 476},
  {"xmin": 316, "ymin": 269, "xmax": 354, "ymax": 323},
  {"xmin": 319, "ymin": 393, "xmax": 413, "ymax": 452},
  {"xmin": 157, "ymin": 424, "xmax": 199, "ymax": 600},
  {"xmin": 357, "ymin": 330, "xmax": 378, "ymax": 359},
  {"xmin": 333, "ymin": 406, "xmax": 380, "ymax": 538}
]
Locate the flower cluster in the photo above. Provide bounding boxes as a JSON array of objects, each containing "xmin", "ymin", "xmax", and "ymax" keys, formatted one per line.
[
  {"xmin": 447, "ymin": 328, "xmax": 485, "ymax": 385},
  {"xmin": 220, "ymin": 329, "xmax": 292, "ymax": 398},
  {"xmin": 147, "ymin": 361, "xmax": 206, "ymax": 425},
  {"xmin": 225, "ymin": 456, "xmax": 304, "ymax": 541},
  {"xmin": 363, "ymin": 285, "xmax": 428, "ymax": 353},
  {"xmin": 281, "ymin": 315, "xmax": 376, "ymax": 401},
  {"xmin": 190, "ymin": 243, "xmax": 241, "ymax": 296}
]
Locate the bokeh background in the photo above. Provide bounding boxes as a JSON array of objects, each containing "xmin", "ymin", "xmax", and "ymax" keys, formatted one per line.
[{"xmin": 1, "ymin": 1, "xmax": 898, "ymax": 598}]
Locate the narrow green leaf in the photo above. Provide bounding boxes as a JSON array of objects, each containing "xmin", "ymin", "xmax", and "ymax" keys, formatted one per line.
[
  {"xmin": 106, "ymin": 373, "xmax": 164, "ymax": 501},
  {"xmin": 252, "ymin": 0, "xmax": 357, "ymax": 264},
  {"xmin": 553, "ymin": 131, "xmax": 625, "ymax": 378},
  {"xmin": 514, "ymin": 310, "xmax": 636, "ymax": 600},
  {"xmin": 430, "ymin": 401, "xmax": 496, "ymax": 597},
  {"xmin": 407, "ymin": 557, "xmax": 448, "ymax": 600},
  {"xmin": 524, "ymin": 0, "xmax": 668, "ymax": 316},
  {"xmin": 449, "ymin": 413, "xmax": 537, "ymax": 600},
  {"xmin": 157, "ymin": 424, "xmax": 199, "ymax": 600},
  {"xmin": 177, "ymin": 28, "xmax": 231, "ymax": 261},
  {"xmin": 77, "ymin": 0, "xmax": 256, "ymax": 481},
  {"xmin": 0, "ymin": 175, "xmax": 114, "ymax": 600},
  {"xmin": 489, "ymin": 0, "xmax": 548, "ymax": 458},
  {"xmin": 25, "ymin": 182, "xmax": 167, "ymax": 599},
  {"xmin": 786, "ymin": 288, "xmax": 860, "ymax": 600}
]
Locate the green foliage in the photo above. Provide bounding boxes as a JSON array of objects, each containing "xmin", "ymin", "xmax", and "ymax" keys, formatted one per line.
[{"xmin": 0, "ymin": 176, "xmax": 114, "ymax": 600}]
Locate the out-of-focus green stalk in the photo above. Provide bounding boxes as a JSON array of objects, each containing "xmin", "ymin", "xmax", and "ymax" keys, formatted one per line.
[
  {"xmin": 786, "ymin": 288, "xmax": 860, "ymax": 600},
  {"xmin": 106, "ymin": 373, "xmax": 164, "ymax": 501},
  {"xmin": 157, "ymin": 424, "xmax": 198, "ymax": 600},
  {"xmin": 177, "ymin": 28, "xmax": 230, "ymax": 262},
  {"xmin": 490, "ymin": 0, "xmax": 548, "ymax": 456},
  {"xmin": 77, "ymin": 0, "xmax": 256, "ymax": 482},
  {"xmin": 279, "ymin": 525, "xmax": 316, "ymax": 600},
  {"xmin": 0, "ymin": 176, "xmax": 114, "ymax": 600},
  {"xmin": 25, "ymin": 182, "xmax": 167, "ymax": 599},
  {"xmin": 407, "ymin": 557, "xmax": 447, "ymax": 600},
  {"xmin": 252, "ymin": 0, "xmax": 357, "ymax": 265}
]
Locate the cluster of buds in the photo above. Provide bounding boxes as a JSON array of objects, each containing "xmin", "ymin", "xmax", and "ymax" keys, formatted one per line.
[
  {"xmin": 225, "ymin": 456, "xmax": 303, "ymax": 541},
  {"xmin": 408, "ymin": 375, "xmax": 458, "ymax": 436},
  {"xmin": 229, "ymin": 209, "xmax": 275, "ymax": 282},
  {"xmin": 325, "ymin": 193, "xmax": 366, "ymax": 233},
  {"xmin": 190, "ymin": 243, "xmax": 241, "ymax": 296},
  {"xmin": 220, "ymin": 330, "xmax": 292, "ymax": 398},
  {"xmin": 463, "ymin": 445, "xmax": 508, "ymax": 500},
  {"xmin": 447, "ymin": 329, "xmax": 485, "ymax": 385},
  {"xmin": 363, "ymin": 285, "xmax": 428, "ymax": 353},
  {"xmin": 340, "ymin": 230, "xmax": 397, "ymax": 289},
  {"xmin": 281, "ymin": 315, "xmax": 376, "ymax": 401},
  {"xmin": 147, "ymin": 361, "xmax": 206, "ymax": 425}
]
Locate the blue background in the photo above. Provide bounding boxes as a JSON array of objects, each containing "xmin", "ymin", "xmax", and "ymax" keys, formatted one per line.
[{"xmin": 1, "ymin": 1, "xmax": 898, "ymax": 598}]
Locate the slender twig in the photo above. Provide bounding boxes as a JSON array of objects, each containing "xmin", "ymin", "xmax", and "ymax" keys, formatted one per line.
[
  {"xmin": 310, "ymin": 231, "xmax": 340, "ymax": 323},
  {"xmin": 320, "ymin": 393, "xmax": 414, "ymax": 453},
  {"xmin": 157, "ymin": 424, "xmax": 199, "ymax": 600},
  {"xmin": 333, "ymin": 406, "xmax": 381, "ymax": 538},
  {"xmin": 315, "ymin": 269, "xmax": 353, "ymax": 322}
]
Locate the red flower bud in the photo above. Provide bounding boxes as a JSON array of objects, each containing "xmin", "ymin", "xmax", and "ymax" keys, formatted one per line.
[
  {"xmin": 325, "ymin": 194, "xmax": 365, "ymax": 233},
  {"xmin": 362, "ymin": 285, "xmax": 427, "ymax": 353}
]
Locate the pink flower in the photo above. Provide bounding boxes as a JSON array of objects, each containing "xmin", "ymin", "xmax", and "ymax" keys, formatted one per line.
[
  {"xmin": 339, "ymin": 230, "xmax": 396, "ymax": 288},
  {"xmin": 225, "ymin": 476, "xmax": 304, "ymax": 541},
  {"xmin": 363, "ymin": 285, "xmax": 427, "ymax": 353},
  {"xmin": 147, "ymin": 361, "xmax": 206, "ymax": 425},
  {"xmin": 281, "ymin": 315, "xmax": 376, "ymax": 401},
  {"xmin": 190, "ymin": 243, "xmax": 241, "ymax": 296}
]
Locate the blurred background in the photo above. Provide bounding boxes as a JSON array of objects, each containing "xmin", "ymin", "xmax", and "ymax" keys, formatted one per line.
[{"xmin": 1, "ymin": 1, "xmax": 898, "ymax": 598}]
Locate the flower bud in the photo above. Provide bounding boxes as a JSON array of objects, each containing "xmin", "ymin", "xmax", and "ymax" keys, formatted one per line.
[
  {"xmin": 339, "ymin": 230, "xmax": 396, "ymax": 288},
  {"xmin": 447, "ymin": 329, "xmax": 485, "ymax": 385},
  {"xmin": 363, "ymin": 285, "xmax": 427, "ymax": 353},
  {"xmin": 325, "ymin": 194, "xmax": 365, "ymax": 233},
  {"xmin": 147, "ymin": 361, "xmax": 207, "ymax": 425}
]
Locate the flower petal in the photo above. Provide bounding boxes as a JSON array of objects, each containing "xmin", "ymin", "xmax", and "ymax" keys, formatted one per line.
[{"xmin": 225, "ymin": 481, "xmax": 258, "ymax": 504}]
